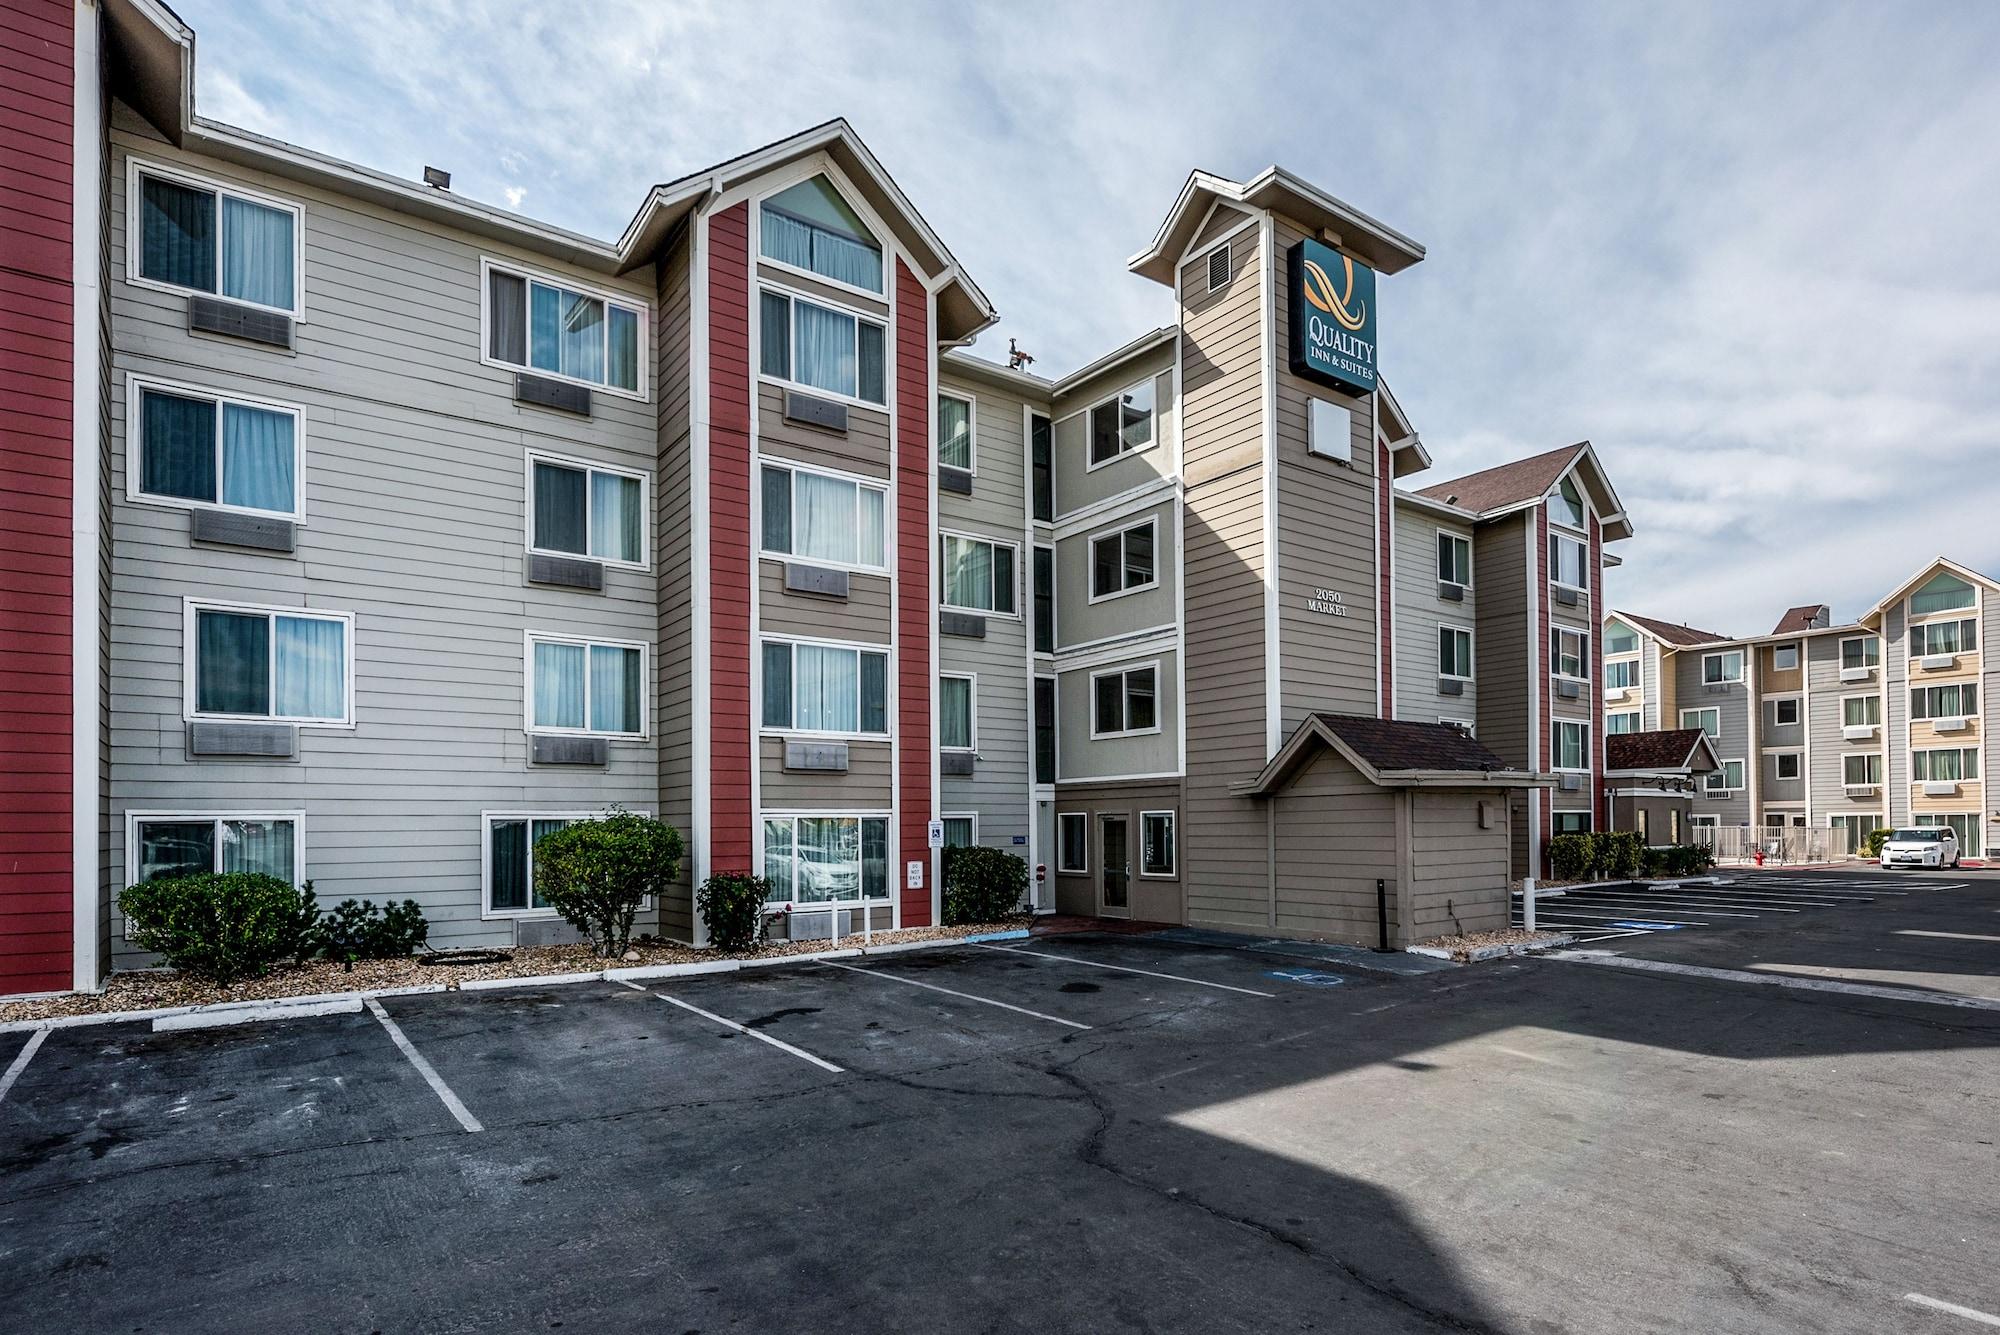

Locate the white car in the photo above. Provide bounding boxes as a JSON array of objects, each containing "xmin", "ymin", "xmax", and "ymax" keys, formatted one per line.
[{"xmin": 1880, "ymin": 827, "xmax": 1959, "ymax": 869}]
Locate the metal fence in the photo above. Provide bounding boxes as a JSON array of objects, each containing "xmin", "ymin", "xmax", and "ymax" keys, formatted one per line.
[{"xmin": 1693, "ymin": 825, "xmax": 1846, "ymax": 866}]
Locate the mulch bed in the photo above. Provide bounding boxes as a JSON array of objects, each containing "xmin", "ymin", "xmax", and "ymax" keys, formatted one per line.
[{"xmin": 1412, "ymin": 928, "xmax": 1573, "ymax": 962}]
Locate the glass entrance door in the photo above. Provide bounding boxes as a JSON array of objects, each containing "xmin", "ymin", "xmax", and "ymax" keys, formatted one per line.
[{"xmin": 1100, "ymin": 815, "xmax": 1130, "ymax": 917}]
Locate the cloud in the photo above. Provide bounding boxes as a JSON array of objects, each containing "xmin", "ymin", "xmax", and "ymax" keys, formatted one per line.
[{"xmin": 172, "ymin": 0, "xmax": 2000, "ymax": 633}]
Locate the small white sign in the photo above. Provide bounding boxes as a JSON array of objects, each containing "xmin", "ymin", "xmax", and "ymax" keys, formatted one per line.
[
  {"xmin": 905, "ymin": 860, "xmax": 925, "ymax": 890},
  {"xmin": 1306, "ymin": 587, "xmax": 1349, "ymax": 618},
  {"xmin": 927, "ymin": 819, "xmax": 945, "ymax": 849}
]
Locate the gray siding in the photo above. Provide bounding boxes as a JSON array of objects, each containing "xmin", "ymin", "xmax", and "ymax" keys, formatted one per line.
[
  {"xmin": 1050, "ymin": 350, "xmax": 1176, "ymax": 516},
  {"xmin": 1270, "ymin": 747, "xmax": 1398, "ymax": 946},
  {"xmin": 1057, "ymin": 649, "xmax": 1180, "ymax": 781},
  {"xmin": 1394, "ymin": 506, "xmax": 1477, "ymax": 725},
  {"xmin": 1049, "ymin": 779, "xmax": 1183, "ymax": 923},
  {"xmin": 1680, "ymin": 650, "xmax": 1753, "ymax": 827},
  {"xmin": 1055, "ymin": 496, "xmax": 1178, "ymax": 650},
  {"xmin": 759, "ymin": 562, "xmax": 892, "ymax": 645},
  {"xmin": 1409, "ymin": 790, "xmax": 1510, "ymax": 939},
  {"xmin": 757, "ymin": 382, "xmax": 891, "ymax": 479},
  {"xmin": 757, "ymin": 737, "xmax": 893, "ymax": 809},
  {"xmin": 1806, "ymin": 632, "xmax": 1885, "ymax": 826}
]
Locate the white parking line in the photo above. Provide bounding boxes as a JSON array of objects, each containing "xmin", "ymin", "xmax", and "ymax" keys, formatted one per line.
[
  {"xmin": 1521, "ymin": 907, "xmax": 1714, "ymax": 925},
  {"xmin": 613, "ymin": 979, "xmax": 845, "ymax": 1074},
  {"xmin": 1905, "ymin": 1293, "xmax": 2000, "ymax": 1327},
  {"xmin": 1548, "ymin": 953, "xmax": 2000, "ymax": 1012},
  {"xmin": 0, "ymin": 1027, "xmax": 49, "ymax": 1105},
  {"xmin": 823, "ymin": 961, "xmax": 1092, "ymax": 1030},
  {"xmin": 1551, "ymin": 897, "xmax": 1762, "ymax": 918},
  {"xmin": 364, "ymin": 997, "xmax": 482, "ymax": 1133},
  {"xmin": 976, "ymin": 944, "xmax": 1277, "ymax": 997}
]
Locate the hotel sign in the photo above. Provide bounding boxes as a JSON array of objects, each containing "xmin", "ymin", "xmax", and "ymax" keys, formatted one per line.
[{"xmin": 1288, "ymin": 238, "xmax": 1376, "ymax": 395}]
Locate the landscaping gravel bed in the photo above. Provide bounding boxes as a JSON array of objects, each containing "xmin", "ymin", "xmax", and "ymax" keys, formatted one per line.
[{"xmin": 1410, "ymin": 928, "xmax": 1574, "ymax": 962}]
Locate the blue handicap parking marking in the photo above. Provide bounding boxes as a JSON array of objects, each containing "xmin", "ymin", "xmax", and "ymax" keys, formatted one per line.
[
  {"xmin": 1265, "ymin": 968, "xmax": 1347, "ymax": 987},
  {"xmin": 1609, "ymin": 921, "xmax": 1685, "ymax": 931}
]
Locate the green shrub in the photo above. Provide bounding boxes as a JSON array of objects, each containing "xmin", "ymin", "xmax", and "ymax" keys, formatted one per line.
[
  {"xmin": 1642, "ymin": 843, "xmax": 1715, "ymax": 877},
  {"xmin": 1548, "ymin": 833, "xmax": 1594, "ymax": 882},
  {"xmin": 941, "ymin": 845, "xmax": 1029, "ymax": 925},
  {"xmin": 532, "ymin": 809, "xmax": 685, "ymax": 958},
  {"xmin": 1598, "ymin": 830, "xmax": 1642, "ymax": 880},
  {"xmin": 314, "ymin": 898, "xmax": 429, "ymax": 968},
  {"xmin": 117, "ymin": 873, "xmax": 320, "ymax": 985},
  {"xmin": 698, "ymin": 872, "xmax": 773, "ymax": 952},
  {"xmin": 1864, "ymin": 828, "xmax": 1892, "ymax": 859}
]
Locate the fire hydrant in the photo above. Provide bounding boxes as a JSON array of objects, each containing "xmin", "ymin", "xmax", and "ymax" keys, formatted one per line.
[{"xmin": 1754, "ymin": 848, "xmax": 1765, "ymax": 867}]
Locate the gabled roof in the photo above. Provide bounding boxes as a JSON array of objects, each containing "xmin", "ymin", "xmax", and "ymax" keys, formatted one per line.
[
  {"xmin": 1605, "ymin": 729, "xmax": 1720, "ymax": 775},
  {"xmin": 1771, "ymin": 604, "xmax": 1831, "ymax": 635},
  {"xmin": 1128, "ymin": 167, "xmax": 1426, "ymax": 287},
  {"xmin": 1239, "ymin": 714, "xmax": 1540, "ymax": 798},
  {"xmin": 1614, "ymin": 610, "xmax": 1730, "ymax": 648},
  {"xmin": 1862, "ymin": 556, "xmax": 2000, "ymax": 621},
  {"xmin": 1413, "ymin": 441, "xmax": 1633, "ymax": 542}
]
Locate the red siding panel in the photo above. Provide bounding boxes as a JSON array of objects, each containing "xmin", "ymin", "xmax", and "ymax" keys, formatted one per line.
[
  {"xmin": 707, "ymin": 202, "xmax": 754, "ymax": 872},
  {"xmin": 894, "ymin": 260, "xmax": 932, "ymax": 926},
  {"xmin": 0, "ymin": 0, "xmax": 72, "ymax": 995}
]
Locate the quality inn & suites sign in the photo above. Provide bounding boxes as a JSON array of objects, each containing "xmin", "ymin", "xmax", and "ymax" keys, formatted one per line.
[{"xmin": 1288, "ymin": 237, "xmax": 1377, "ymax": 395}]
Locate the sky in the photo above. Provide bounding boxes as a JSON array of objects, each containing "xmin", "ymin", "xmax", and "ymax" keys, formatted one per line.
[{"xmin": 175, "ymin": 0, "xmax": 2000, "ymax": 636}]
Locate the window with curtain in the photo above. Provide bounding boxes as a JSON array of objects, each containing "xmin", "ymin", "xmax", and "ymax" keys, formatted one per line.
[
  {"xmin": 1841, "ymin": 636, "xmax": 1880, "ymax": 669},
  {"xmin": 1439, "ymin": 625, "xmax": 1473, "ymax": 679},
  {"xmin": 137, "ymin": 167, "xmax": 298, "ymax": 311},
  {"xmin": 1702, "ymin": 651, "xmax": 1744, "ymax": 684},
  {"xmin": 1843, "ymin": 753, "xmax": 1882, "ymax": 786},
  {"xmin": 942, "ymin": 816, "xmax": 975, "ymax": 849},
  {"xmin": 1605, "ymin": 622, "xmax": 1638, "ymax": 655},
  {"xmin": 760, "ymin": 464, "xmax": 886, "ymax": 569},
  {"xmin": 938, "ymin": 394, "xmax": 973, "ymax": 471},
  {"xmin": 485, "ymin": 263, "xmax": 641, "ymax": 392},
  {"xmin": 1910, "ymin": 571, "xmax": 1977, "ymax": 616},
  {"xmin": 1844, "ymin": 695, "xmax": 1881, "ymax": 726},
  {"xmin": 758, "ymin": 289, "xmax": 886, "ymax": 404},
  {"xmin": 1552, "ymin": 476, "xmax": 1586, "ymax": 528},
  {"xmin": 486, "ymin": 815, "xmax": 586, "ymax": 913},
  {"xmin": 1553, "ymin": 812, "xmax": 1592, "ymax": 835},
  {"xmin": 1605, "ymin": 658, "xmax": 1637, "ymax": 689},
  {"xmin": 530, "ymin": 456, "xmax": 646, "ymax": 565},
  {"xmin": 760, "ymin": 814, "xmax": 890, "ymax": 904},
  {"xmin": 760, "ymin": 640, "xmax": 889, "ymax": 736},
  {"xmin": 1608, "ymin": 711, "xmax": 1641, "ymax": 734},
  {"xmin": 759, "ymin": 176, "xmax": 883, "ymax": 293},
  {"xmin": 1089, "ymin": 380, "xmax": 1156, "ymax": 465},
  {"xmin": 941, "ymin": 535, "xmax": 1015, "ymax": 613},
  {"xmin": 1552, "ymin": 720, "xmax": 1589, "ymax": 771},
  {"xmin": 136, "ymin": 385, "xmax": 298, "ymax": 515},
  {"xmin": 1093, "ymin": 665, "xmax": 1158, "ymax": 736},
  {"xmin": 1548, "ymin": 534, "xmax": 1587, "ymax": 589},
  {"xmin": 1437, "ymin": 532, "xmax": 1471, "ymax": 586},
  {"xmin": 1913, "ymin": 618, "xmax": 1977, "ymax": 656},
  {"xmin": 191, "ymin": 603, "xmax": 348, "ymax": 724},
  {"xmin": 1141, "ymin": 811, "xmax": 1175, "ymax": 876},
  {"xmin": 529, "ymin": 636, "xmax": 643, "ymax": 736},
  {"xmin": 1551, "ymin": 628, "xmax": 1590, "ymax": 680},
  {"xmin": 1680, "ymin": 707, "xmax": 1720, "ymax": 737},
  {"xmin": 1090, "ymin": 520, "xmax": 1156, "ymax": 599},
  {"xmin": 1912, "ymin": 683, "xmax": 1977, "ymax": 719},
  {"xmin": 134, "ymin": 815, "xmax": 297, "ymax": 885},
  {"xmin": 1914, "ymin": 748, "xmax": 1980, "ymax": 781},
  {"xmin": 940, "ymin": 675, "xmax": 974, "ymax": 750}
]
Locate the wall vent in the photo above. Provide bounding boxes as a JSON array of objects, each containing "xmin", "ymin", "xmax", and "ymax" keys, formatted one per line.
[
  {"xmin": 530, "ymin": 734, "xmax": 608, "ymax": 766},
  {"xmin": 514, "ymin": 373, "xmax": 591, "ymax": 415},
  {"xmin": 187, "ymin": 721, "xmax": 297, "ymax": 758},
  {"xmin": 939, "ymin": 611, "xmax": 987, "ymax": 639},
  {"xmin": 187, "ymin": 295, "xmax": 293, "ymax": 349},
  {"xmin": 528, "ymin": 553, "xmax": 605, "ymax": 591},
  {"xmin": 1438, "ymin": 678, "xmax": 1464, "ymax": 697},
  {"xmin": 1438, "ymin": 581, "xmax": 1464, "ymax": 603},
  {"xmin": 1207, "ymin": 244, "xmax": 1230, "ymax": 293},
  {"xmin": 783, "ymin": 390, "xmax": 848, "ymax": 433},
  {"xmin": 784, "ymin": 563, "xmax": 849, "ymax": 599},
  {"xmin": 785, "ymin": 741, "xmax": 849, "ymax": 772},
  {"xmin": 938, "ymin": 465, "xmax": 973, "ymax": 495},
  {"xmin": 190, "ymin": 509, "xmax": 296, "ymax": 553},
  {"xmin": 941, "ymin": 751, "xmax": 976, "ymax": 776}
]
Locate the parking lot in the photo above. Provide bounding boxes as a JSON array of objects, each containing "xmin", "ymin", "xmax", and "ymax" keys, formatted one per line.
[
  {"xmin": 4, "ymin": 876, "xmax": 1999, "ymax": 1334},
  {"xmin": 1517, "ymin": 867, "xmax": 1974, "ymax": 943}
]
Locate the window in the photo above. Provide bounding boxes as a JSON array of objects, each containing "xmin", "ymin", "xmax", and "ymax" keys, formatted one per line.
[
  {"xmin": 1605, "ymin": 658, "xmax": 1638, "ymax": 689},
  {"xmin": 485, "ymin": 261, "xmax": 641, "ymax": 394},
  {"xmin": 1553, "ymin": 811, "xmax": 1592, "ymax": 836},
  {"xmin": 486, "ymin": 813, "xmax": 644, "ymax": 916},
  {"xmin": 1702, "ymin": 651, "xmax": 1744, "ymax": 684},
  {"xmin": 186, "ymin": 600, "xmax": 350, "ymax": 725},
  {"xmin": 1914, "ymin": 748, "xmax": 1980, "ymax": 781},
  {"xmin": 1440, "ymin": 717, "xmax": 1475, "ymax": 736},
  {"xmin": 940, "ymin": 674, "xmax": 975, "ymax": 751},
  {"xmin": 1916, "ymin": 813, "xmax": 1984, "ymax": 857},
  {"xmin": 1548, "ymin": 533, "xmax": 1587, "ymax": 589},
  {"xmin": 128, "ymin": 812, "xmax": 300, "ymax": 889},
  {"xmin": 1437, "ymin": 531, "xmax": 1471, "ymax": 587},
  {"xmin": 1308, "ymin": 398, "xmax": 1352, "ymax": 461},
  {"xmin": 1773, "ymin": 643, "xmax": 1799, "ymax": 671},
  {"xmin": 1207, "ymin": 243, "xmax": 1231, "ymax": 293},
  {"xmin": 1090, "ymin": 519, "xmax": 1157, "ymax": 600},
  {"xmin": 759, "ymin": 288, "xmax": 886, "ymax": 404},
  {"xmin": 1841, "ymin": 636, "xmax": 1880, "ymax": 670},
  {"xmin": 1552, "ymin": 475, "xmax": 1586, "ymax": 528},
  {"xmin": 1913, "ymin": 618, "xmax": 1977, "ymax": 657},
  {"xmin": 1141, "ymin": 811, "xmax": 1176, "ymax": 877},
  {"xmin": 759, "ymin": 176, "xmax": 882, "ymax": 293},
  {"xmin": 1608, "ymin": 711, "xmax": 1641, "ymax": 734},
  {"xmin": 1034, "ymin": 677, "xmax": 1056, "ymax": 785},
  {"xmin": 131, "ymin": 382, "xmax": 299, "ymax": 516},
  {"xmin": 1030, "ymin": 414, "xmax": 1054, "ymax": 521},
  {"xmin": 1706, "ymin": 759, "xmax": 1747, "ymax": 792},
  {"xmin": 941, "ymin": 534, "xmax": 1016, "ymax": 614},
  {"xmin": 1910, "ymin": 571, "xmax": 1977, "ymax": 616},
  {"xmin": 1551, "ymin": 628, "xmax": 1590, "ymax": 680},
  {"xmin": 133, "ymin": 163, "xmax": 299, "ymax": 312},
  {"xmin": 1439, "ymin": 625, "xmax": 1473, "ymax": 680},
  {"xmin": 1605, "ymin": 622, "xmax": 1639, "ymax": 655},
  {"xmin": 1843, "ymin": 695, "xmax": 1881, "ymax": 727},
  {"xmin": 1552, "ymin": 720, "xmax": 1589, "ymax": 771},
  {"xmin": 1032, "ymin": 546, "xmax": 1055, "ymax": 655},
  {"xmin": 1056, "ymin": 813, "xmax": 1088, "ymax": 873},
  {"xmin": 942, "ymin": 815, "xmax": 977, "ymax": 849},
  {"xmin": 1772, "ymin": 697, "xmax": 1800, "ymax": 726},
  {"xmin": 1088, "ymin": 380, "xmax": 1155, "ymax": 466},
  {"xmin": 528, "ymin": 634, "xmax": 644, "ymax": 736},
  {"xmin": 938, "ymin": 393, "xmax": 974, "ymax": 472},
  {"xmin": 1680, "ymin": 707, "xmax": 1720, "ymax": 737},
  {"xmin": 1912, "ymin": 683, "xmax": 1978, "ymax": 720},
  {"xmin": 761, "ymin": 815, "xmax": 891, "ymax": 904},
  {"xmin": 530, "ymin": 454, "xmax": 646, "ymax": 567},
  {"xmin": 761, "ymin": 639, "xmax": 889, "ymax": 736},
  {"xmin": 1843, "ymin": 753, "xmax": 1883, "ymax": 787},
  {"xmin": 1830, "ymin": 814, "xmax": 1885, "ymax": 856},
  {"xmin": 761, "ymin": 463, "xmax": 887, "ymax": 570},
  {"xmin": 1092, "ymin": 664, "xmax": 1159, "ymax": 737},
  {"xmin": 1774, "ymin": 752, "xmax": 1801, "ymax": 780}
]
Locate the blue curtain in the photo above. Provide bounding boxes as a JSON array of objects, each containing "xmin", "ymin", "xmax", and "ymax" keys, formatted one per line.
[
  {"xmin": 816, "ymin": 231, "xmax": 882, "ymax": 291},
  {"xmin": 589, "ymin": 471, "xmax": 641, "ymax": 564},
  {"xmin": 221, "ymin": 404, "xmax": 295, "ymax": 513},
  {"xmin": 530, "ymin": 283, "xmax": 563, "ymax": 375},
  {"xmin": 534, "ymin": 462, "xmax": 587, "ymax": 554},
  {"xmin": 940, "ymin": 676, "xmax": 972, "ymax": 749},
  {"xmin": 274, "ymin": 615, "xmax": 346, "ymax": 720},
  {"xmin": 221, "ymin": 196, "xmax": 294, "ymax": 309},
  {"xmin": 559, "ymin": 291, "xmax": 604, "ymax": 384},
  {"xmin": 489, "ymin": 820, "xmax": 528, "ymax": 909},
  {"xmin": 589, "ymin": 644, "xmax": 640, "ymax": 733},
  {"xmin": 534, "ymin": 641, "xmax": 586, "ymax": 729},
  {"xmin": 140, "ymin": 175, "xmax": 215, "ymax": 292},
  {"xmin": 197, "ymin": 610, "xmax": 268, "ymax": 715},
  {"xmin": 140, "ymin": 390, "xmax": 216, "ymax": 503},
  {"xmin": 607, "ymin": 306, "xmax": 638, "ymax": 391},
  {"xmin": 794, "ymin": 300, "xmax": 855, "ymax": 397}
]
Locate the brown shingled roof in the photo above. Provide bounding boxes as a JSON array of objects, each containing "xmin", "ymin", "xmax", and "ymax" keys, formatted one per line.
[
  {"xmin": 1771, "ymin": 604, "xmax": 1830, "ymax": 635},
  {"xmin": 1606, "ymin": 728, "xmax": 1717, "ymax": 773},
  {"xmin": 1310, "ymin": 713, "xmax": 1509, "ymax": 773},
  {"xmin": 1620, "ymin": 611, "xmax": 1728, "ymax": 647},
  {"xmin": 1414, "ymin": 442, "xmax": 1585, "ymax": 513}
]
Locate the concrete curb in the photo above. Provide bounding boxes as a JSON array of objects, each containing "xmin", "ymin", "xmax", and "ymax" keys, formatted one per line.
[
  {"xmin": 962, "ymin": 928, "xmax": 1032, "ymax": 943},
  {"xmin": 1521, "ymin": 876, "xmax": 1722, "ymax": 898},
  {"xmin": 154, "ymin": 995, "xmax": 364, "ymax": 1032},
  {"xmin": 1407, "ymin": 934, "xmax": 1576, "ymax": 964}
]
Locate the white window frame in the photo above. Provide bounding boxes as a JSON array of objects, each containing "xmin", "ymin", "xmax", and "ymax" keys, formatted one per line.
[
  {"xmin": 1911, "ymin": 617, "xmax": 1978, "ymax": 658},
  {"xmin": 1912, "ymin": 682, "xmax": 1978, "ymax": 721},
  {"xmin": 122, "ymin": 809, "xmax": 307, "ymax": 899},
  {"xmin": 940, "ymin": 812, "xmax": 979, "ymax": 849},
  {"xmin": 1840, "ymin": 636, "xmax": 1881, "ymax": 670},
  {"xmin": 125, "ymin": 157, "xmax": 305, "ymax": 318},
  {"xmin": 1438, "ymin": 623, "xmax": 1474, "ymax": 681},
  {"xmin": 1773, "ymin": 751, "xmax": 1802, "ymax": 781},
  {"xmin": 1550, "ymin": 474, "xmax": 1588, "ymax": 530},
  {"xmin": 1604, "ymin": 622, "xmax": 1640, "ymax": 657},
  {"xmin": 523, "ymin": 630, "xmax": 649, "ymax": 740},
  {"xmin": 1552, "ymin": 811, "xmax": 1593, "ymax": 837},
  {"xmin": 759, "ymin": 809, "xmax": 896, "ymax": 909},
  {"xmin": 125, "ymin": 375, "xmax": 305, "ymax": 519},
  {"xmin": 1087, "ymin": 515, "xmax": 1160, "ymax": 604},
  {"xmin": 1547, "ymin": 532, "xmax": 1588, "ymax": 593},
  {"xmin": 1607, "ymin": 710, "xmax": 1642, "ymax": 734},
  {"xmin": 755, "ymin": 172, "xmax": 887, "ymax": 301},
  {"xmin": 937, "ymin": 389, "xmax": 976, "ymax": 474},
  {"xmin": 1681, "ymin": 706, "xmax": 1721, "ymax": 737},
  {"xmin": 1772, "ymin": 642, "xmax": 1800, "ymax": 671},
  {"xmin": 1912, "ymin": 748, "xmax": 1980, "ymax": 782},
  {"xmin": 940, "ymin": 530, "xmax": 1021, "ymax": 617},
  {"xmin": 1032, "ymin": 542, "xmax": 1057, "ymax": 657},
  {"xmin": 1843, "ymin": 752, "xmax": 1884, "ymax": 788},
  {"xmin": 1552, "ymin": 719, "xmax": 1591, "ymax": 773},
  {"xmin": 1084, "ymin": 377, "xmax": 1158, "ymax": 471},
  {"xmin": 1140, "ymin": 810, "xmax": 1177, "ymax": 878},
  {"xmin": 1691, "ymin": 813, "xmax": 1720, "ymax": 831},
  {"xmin": 1770, "ymin": 696, "xmax": 1801, "ymax": 727},
  {"xmin": 183, "ymin": 597, "xmax": 355, "ymax": 728},
  {"xmin": 1706, "ymin": 758, "xmax": 1747, "ymax": 793},
  {"xmin": 1841, "ymin": 692, "xmax": 1882, "ymax": 727},
  {"xmin": 1090, "ymin": 660, "xmax": 1164, "ymax": 740},
  {"xmin": 757, "ymin": 282, "xmax": 888, "ymax": 409},
  {"xmin": 1604, "ymin": 656, "xmax": 1640, "ymax": 690},
  {"xmin": 1436, "ymin": 529, "xmax": 1472, "ymax": 588},
  {"xmin": 759, "ymin": 634, "xmax": 892, "ymax": 741},
  {"xmin": 524, "ymin": 448, "xmax": 653, "ymax": 572},
  {"xmin": 1056, "ymin": 812, "xmax": 1089, "ymax": 873},
  {"xmin": 479, "ymin": 256, "xmax": 649, "ymax": 401},
  {"xmin": 1702, "ymin": 650, "xmax": 1745, "ymax": 684},
  {"xmin": 1551, "ymin": 627, "xmax": 1591, "ymax": 682},
  {"xmin": 480, "ymin": 809, "xmax": 653, "ymax": 921},
  {"xmin": 759, "ymin": 457, "xmax": 891, "ymax": 574},
  {"xmin": 939, "ymin": 672, "xmax": 977, "ymax": 753},
  {"xmin": 1439, "ymin": 716, "xmax": 1475, "ymax": 736}
]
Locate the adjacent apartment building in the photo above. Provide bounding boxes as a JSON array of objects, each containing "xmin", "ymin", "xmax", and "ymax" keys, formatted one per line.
[
  {"xmin": 3, "ymin": 0, "xmax": 1637, "ymax": 994},
  {"xmin": 1607, "ymin": 558, "xmax": 1998, "ymax": 859}
]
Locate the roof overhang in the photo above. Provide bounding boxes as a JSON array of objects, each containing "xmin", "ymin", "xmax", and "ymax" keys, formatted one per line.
[
  {"xmin": 1052, "ymin": 327, "xmax": 1177, "ymax": 397},
  {"xmin": 1863, "ymin": 556, "xmax": 2000, "ymax": 621},
  {"xmin": 1128, "ymin": 167, "xmax": 1426, "ymax": 287},
  {"xmin": 1235, "ymin": 715, "xmax": 1542, "ymax": 799},
  {"xmin": 1376, "ymin": 379, "xmax": 1431, "ymax": 477}
]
